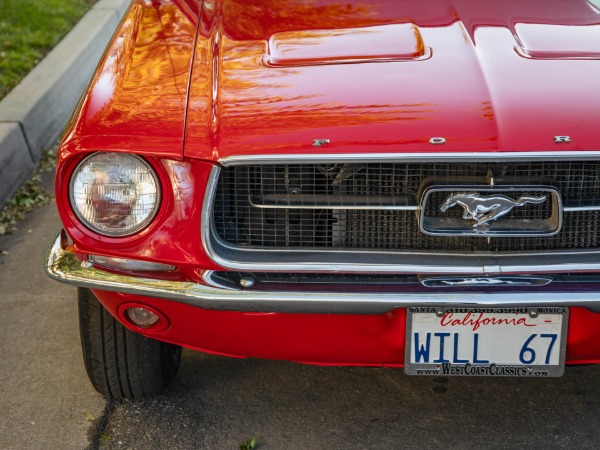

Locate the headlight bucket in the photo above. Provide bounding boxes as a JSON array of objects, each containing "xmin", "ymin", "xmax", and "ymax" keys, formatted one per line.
[{"xmin": 69, "ymin": 153, "xmax": 161, "ymax": 237}]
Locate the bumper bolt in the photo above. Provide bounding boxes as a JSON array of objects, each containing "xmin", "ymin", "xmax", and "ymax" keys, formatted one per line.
[
  {"xmin": 436, "ymin": 309, "xmax": 444, "ymax": 318},
  {"xmin": 529, "ymin": 310, "xmax": 538, "ymax": 318},
  {"xmin": 240, "ymin": 277, "xmax": 255, "ymax": 289}
]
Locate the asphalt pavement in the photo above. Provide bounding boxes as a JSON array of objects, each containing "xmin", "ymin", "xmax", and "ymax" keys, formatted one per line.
[
  {"xmin": 0, "ymin": 174, "xmax": 105, "ymax": 449},
  {"xmin": 100, "ymin": 353, "xmax": 600, "ymax": 449},
  {"xmin": 1, "ymin": 177, "xmax": 599, "ymax": 449}
]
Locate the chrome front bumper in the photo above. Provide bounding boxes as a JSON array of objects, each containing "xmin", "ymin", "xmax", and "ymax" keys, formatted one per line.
[{"xmin": 45, "ymin": 231, "xmax": 600, "ymax": 314}]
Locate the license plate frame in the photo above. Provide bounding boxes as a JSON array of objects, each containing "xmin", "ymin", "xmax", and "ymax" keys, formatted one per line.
[{"xmin": 405, "ymin": 307, "xmax": 568, "ymax": 377}]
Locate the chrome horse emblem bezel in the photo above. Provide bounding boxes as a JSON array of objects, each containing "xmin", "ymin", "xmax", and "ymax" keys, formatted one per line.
[{"xmin": 419, "ymin": 185, "xmax": 563, "ymax": 237}]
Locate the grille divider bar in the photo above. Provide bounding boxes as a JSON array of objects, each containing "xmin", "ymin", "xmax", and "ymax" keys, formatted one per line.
[{"xmin": 249, "ymin": 193, "xmax": 419, "ymax": 210}]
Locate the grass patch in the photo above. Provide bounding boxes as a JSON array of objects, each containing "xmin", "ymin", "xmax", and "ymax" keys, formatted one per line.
[
  {"xmin": 0, "ymin": 0, "xmax": 96, "ymax": 100},
  {"xmin": 0, "ymin": 147, "xmax": 56, "ymax": 235},
  {"xmin": 239, "ymin": 435, "xmax": 259, "ymax": 450}
]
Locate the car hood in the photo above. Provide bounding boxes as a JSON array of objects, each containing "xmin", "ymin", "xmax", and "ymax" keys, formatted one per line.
[{"xmin": 184, "ymin": 0, "xmax": 600, "ymax": 162}]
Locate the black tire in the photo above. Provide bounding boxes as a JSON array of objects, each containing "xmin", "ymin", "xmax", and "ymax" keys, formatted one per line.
[{"xmin": 78, "ymin": 287, "xmax": 181, "ymax": 400}]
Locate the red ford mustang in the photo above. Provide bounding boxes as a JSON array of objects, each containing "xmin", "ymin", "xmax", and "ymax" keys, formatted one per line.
[{"xmin": 46, "ymin": 0, "xmax": 600, "ymax": 399}]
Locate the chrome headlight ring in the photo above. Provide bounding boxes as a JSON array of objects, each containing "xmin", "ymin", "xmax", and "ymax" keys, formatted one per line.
[{"xmin": 69, "ymin": 152, "xmax": 161, "ymax": 237}]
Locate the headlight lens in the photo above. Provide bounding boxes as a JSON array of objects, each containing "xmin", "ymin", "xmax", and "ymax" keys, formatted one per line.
[{"xmin": 69, "ymin": 153, "xmax": 160, "ymax": 236}]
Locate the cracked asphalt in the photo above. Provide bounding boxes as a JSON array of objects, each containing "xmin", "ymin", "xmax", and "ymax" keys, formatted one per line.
[{"xmin": 1, "ymin": 178, "xmax": 600, "ymax": 449}]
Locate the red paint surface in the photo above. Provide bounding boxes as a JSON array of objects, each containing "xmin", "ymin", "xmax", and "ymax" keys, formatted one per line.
[
  {"xmin": 61, "ymin": 0, "xmax": 200, "ymax": 159},
  {"xmin": 184, "ymin": 0, "xmax": 600, "ymax": 159},
  {"xmin": 60, "ymin": 0, "xmax": 600, "ymax": 162},
  {"xmin": 56, "ymin": 154, "xmax": 220, "ymax": 268},
  {"xmin": 93, "ymin": 290, "xmax": 600, "ymax": 365}
]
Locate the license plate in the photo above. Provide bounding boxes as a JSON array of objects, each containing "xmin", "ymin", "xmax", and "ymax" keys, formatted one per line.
[{"xmin": 405, "ymin": 307, "xmax": 568, "ymax": 377}]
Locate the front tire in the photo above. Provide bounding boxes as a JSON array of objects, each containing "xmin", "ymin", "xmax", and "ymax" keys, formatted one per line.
[{"xmin": 78, "ymin": 288, "xmax": 181, "ymax": 399}]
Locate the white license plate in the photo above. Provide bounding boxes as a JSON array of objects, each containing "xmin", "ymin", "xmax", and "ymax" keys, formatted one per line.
[{"xmin": 405, "ymin": 307, "xmax": 568, "ymax": 377}]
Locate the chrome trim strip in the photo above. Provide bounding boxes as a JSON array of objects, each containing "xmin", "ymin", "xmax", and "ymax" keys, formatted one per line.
[
  {"xmin": 564, "ymin": 205, "xmax": 600, "ymax": 212},
  {"xmin": 563, "ymin": 198, "xmax": 600, "ymax": 212},
  {"xmin": 46, "ymin": 232, "xmax": 600, "ymax": 313},
  {"xmin": 249, "ymin": 193, "xmax": 418, "ymax": 211},
  {"xmin": 248, "ymin": 193, "xmax": 600, "ymax": 213},
  {"xmin": 219, "ymin": 151, "xmax": 600, "ymax": 167}
]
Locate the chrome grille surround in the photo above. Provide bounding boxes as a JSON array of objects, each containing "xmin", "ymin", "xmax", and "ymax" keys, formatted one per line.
[
  {"xmin": 202, "ymin": 152, "xmax": 600, "ymax": 274},
  {"xmin": 419, "ymin": 184, "xmax": 563, "ymax": 237}
]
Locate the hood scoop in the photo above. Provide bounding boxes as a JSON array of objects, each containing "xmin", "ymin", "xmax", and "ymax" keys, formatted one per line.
[
  {"xmin": 516, "ymin": 24, "xmax": 600, "ymax": 59},
  {"xmin": 265, "ymin": 23, "xmax": 429, "ymax": 67}
]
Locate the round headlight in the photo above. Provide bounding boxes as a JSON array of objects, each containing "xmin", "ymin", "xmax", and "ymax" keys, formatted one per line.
[{"xmin": 69, "ymin": 153, "xmax": 161, "ymax": 236}]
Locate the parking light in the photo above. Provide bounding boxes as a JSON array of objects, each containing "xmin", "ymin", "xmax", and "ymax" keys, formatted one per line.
[{"xmin": 126, "ymin": 307, "xmax": 160, "ymax": 328}]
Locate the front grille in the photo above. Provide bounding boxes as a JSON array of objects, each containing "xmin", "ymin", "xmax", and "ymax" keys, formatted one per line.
[{"xmin": 212, "ymin": 161, "xmax": 600, "ymax": 253}]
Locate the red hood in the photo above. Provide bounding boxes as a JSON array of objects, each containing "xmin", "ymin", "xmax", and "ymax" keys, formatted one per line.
[
  {"xmin": 61, "ymin": 0, "xmax": 600, "ymax": 162},
  {"xmin": 184, "ymin": 0, "xmax": 600, "ymax": 161},
  {"xmin": 61, "ymin": 0, "xmax": 200, "ymax": 159}
]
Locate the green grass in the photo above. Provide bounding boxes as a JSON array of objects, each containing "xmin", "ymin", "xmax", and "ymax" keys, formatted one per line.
[
  {"xmin": 239, "ymin": 436, "xmax": 258, "ymax": 450},
  {"xmin": 0, "ymin": 0, "xmax": 96, "ymax": 100}
]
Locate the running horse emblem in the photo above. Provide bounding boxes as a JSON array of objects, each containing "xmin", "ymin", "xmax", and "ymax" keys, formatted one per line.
[{"xmin": 440, "ymin": 193, "xmax": 547, "ymax": 227}]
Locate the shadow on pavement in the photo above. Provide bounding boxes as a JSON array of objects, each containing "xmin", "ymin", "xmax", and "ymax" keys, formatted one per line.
[{"xmin": 101, "ymin": 350, "xmax": 600, "ymax": 449}]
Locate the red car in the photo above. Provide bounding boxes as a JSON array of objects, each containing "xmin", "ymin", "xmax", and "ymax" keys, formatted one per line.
[{"xmin": 46, "ymin": 0, "xmax": 600, "ymax": 398}]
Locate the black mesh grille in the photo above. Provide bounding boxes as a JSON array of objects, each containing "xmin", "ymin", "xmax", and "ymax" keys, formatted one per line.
[
  {"xmin": 212, "ymin": 272, "xmax": 419, "ymax": 285},
  {"xmin": 212, "ymin": 162, "xmax": 600, "ymax": 253},
  {"xmin": 210, "ymin": 272, "xmax": 600, "ymax": 293}
]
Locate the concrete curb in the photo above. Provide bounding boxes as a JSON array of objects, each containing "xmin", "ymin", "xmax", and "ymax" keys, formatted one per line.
[{"xmin": 0, "ymin": 0, "xmax": 130, "ymax": 208}]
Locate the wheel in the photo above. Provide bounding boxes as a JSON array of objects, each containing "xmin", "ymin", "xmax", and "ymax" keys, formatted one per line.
[{"xmin": 78, "ymin": 288, "xmax": 181, "ymax": 399}]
